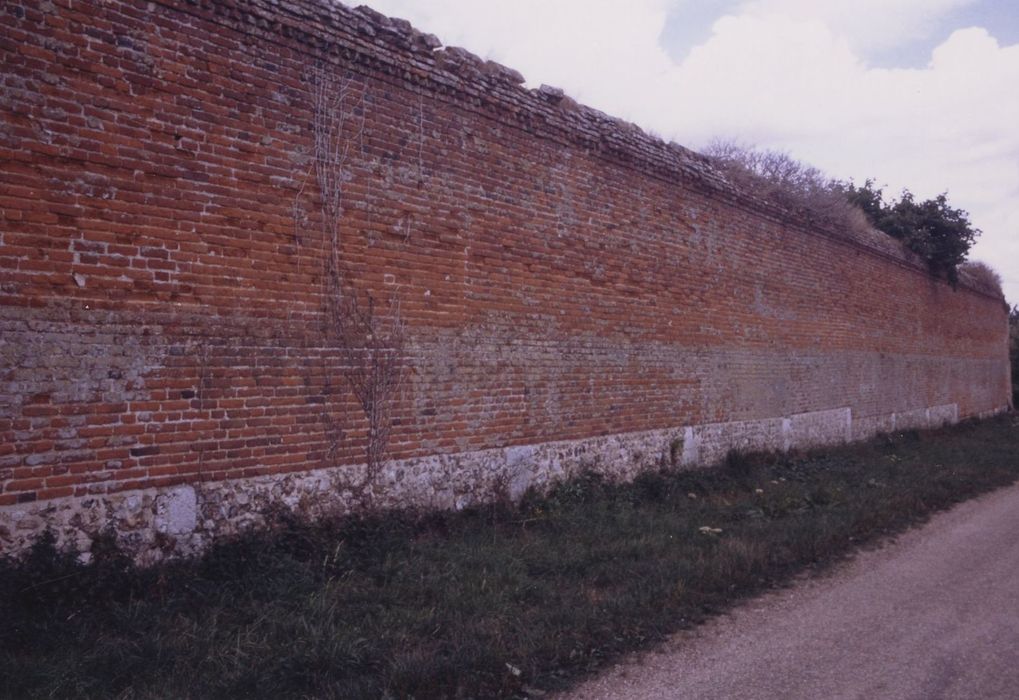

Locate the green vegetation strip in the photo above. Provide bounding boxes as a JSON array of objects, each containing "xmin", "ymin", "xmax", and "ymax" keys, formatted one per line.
[{"xmin": 3, "ymin": 415, "xmax": 1018, "ymax": 698}]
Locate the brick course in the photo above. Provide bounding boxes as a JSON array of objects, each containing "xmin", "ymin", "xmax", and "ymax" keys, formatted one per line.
[{"xmin": 0, "ymin": 0, "xmax": 1010, "ymax": 558}]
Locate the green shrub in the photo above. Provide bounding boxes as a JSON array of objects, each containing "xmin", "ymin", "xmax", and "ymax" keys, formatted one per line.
[{"xmin": 845, "ymin": 180, "xmax": 979, "ymax": 285}]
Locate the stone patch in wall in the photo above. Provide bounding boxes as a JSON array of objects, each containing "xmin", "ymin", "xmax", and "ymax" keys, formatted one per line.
[
  {"xmin": 154, "ymin": 486, "xmax": 197, "ymax": 536},
  {"xmin": 852, "ymin": 413, "xmax": 898, "ymax": 441},
  {"xmin": 927, "ymin": 403, "xmax": 960, "ymax": 428},
  {"xmin": 785, "ymin": 407, "xmax": 852, "ymax": 450},
  {"xmin": 894, "ymin": 408, "xmax": 933, "ymax": 431},
  {"xmin": 688, "ymin": 417, "xmax": 786, "ymax": 466}
]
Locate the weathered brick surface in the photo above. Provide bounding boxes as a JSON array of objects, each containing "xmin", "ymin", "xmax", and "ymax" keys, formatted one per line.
[{"xmin": 0, "ymin": 0, "xmax": 1011, "ymax": 557}]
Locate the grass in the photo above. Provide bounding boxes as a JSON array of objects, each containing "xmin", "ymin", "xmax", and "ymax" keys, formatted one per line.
[{"xmin": 2, "ymin": 414, "xmax": 1018, "ymax": 699}]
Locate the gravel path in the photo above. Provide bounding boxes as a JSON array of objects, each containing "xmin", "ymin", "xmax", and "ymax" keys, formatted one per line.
[{"xmin": 562, "ymin": 481, "xmax": 1019, "ymax": 700}]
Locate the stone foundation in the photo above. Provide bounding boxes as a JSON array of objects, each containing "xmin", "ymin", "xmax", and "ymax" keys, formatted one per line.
[
  {"xmin": 2, "ymin": 402, "xmax": 993, "ymax": 564},
  {"xmin": 3, "ymin": 0, "xmax": 1010, "ymax": 565}
]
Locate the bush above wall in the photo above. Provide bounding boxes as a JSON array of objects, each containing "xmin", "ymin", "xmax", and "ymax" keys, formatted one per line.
[{"xmin": 704, "ymin": 141, "xmax": 987, "ymax": 288}]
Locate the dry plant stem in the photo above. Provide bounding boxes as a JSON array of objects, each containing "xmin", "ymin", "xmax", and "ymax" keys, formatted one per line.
[
  {"xmin": 302, "ymin": 64, "xmax": 407, "ymax": 510},
  {"xmin": 195, "ymin": 339, "xmax": 211, "ymax": 483},
  {"xmin": 331, "ymin": 294, "xmax": 407, "ymax": 508}
]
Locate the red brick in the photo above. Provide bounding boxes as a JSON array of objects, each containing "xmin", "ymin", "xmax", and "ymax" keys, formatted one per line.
[{"xmin": 0, "ymin": 0, "xmax": 1009, "ymax": 508}]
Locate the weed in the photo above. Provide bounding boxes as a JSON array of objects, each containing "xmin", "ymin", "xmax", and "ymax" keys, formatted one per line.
[{"xmin": 669, "ymin": 436, "xmax": 684, "ymax": 467}]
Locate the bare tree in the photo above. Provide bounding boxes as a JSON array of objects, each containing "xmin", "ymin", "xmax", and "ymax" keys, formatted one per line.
[
  {"xmin": 703, "ymin": 139, "xmax": 871, "ymax": 236},
  {"xmin": 298, "ymin": 64, "xmax": 408, "ymax": 509},
  {"xmin": 330, "ymin": 292, "xmax": 407, "ymax": 506}
]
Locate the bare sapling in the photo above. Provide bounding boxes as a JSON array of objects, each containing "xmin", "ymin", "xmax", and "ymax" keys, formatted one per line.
[{"xmin": 299, "ymin": 64, "xmax": 408, "ymax": 509}]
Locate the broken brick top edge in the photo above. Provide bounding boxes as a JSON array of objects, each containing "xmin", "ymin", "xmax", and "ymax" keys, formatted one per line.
[{"xmin": 167, "ymin": 0, "xmax": 997, "ymax": 299}]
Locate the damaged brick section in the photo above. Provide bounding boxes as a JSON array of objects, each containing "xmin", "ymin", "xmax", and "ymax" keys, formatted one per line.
[{"xmin": 0, "ymin": 0, "xmax": 1011, "ymax": 560}]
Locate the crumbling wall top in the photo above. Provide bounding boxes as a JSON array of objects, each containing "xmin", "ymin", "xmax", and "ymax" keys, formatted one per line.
[{"xmin": 171, "ymin": 0, "xmax": 994, "ymax": 296}]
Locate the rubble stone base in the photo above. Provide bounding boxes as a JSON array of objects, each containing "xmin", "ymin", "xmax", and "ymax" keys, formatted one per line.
[{"xmin": 3, "ymin": 402, "xmax": 1000, "ymax": 564}]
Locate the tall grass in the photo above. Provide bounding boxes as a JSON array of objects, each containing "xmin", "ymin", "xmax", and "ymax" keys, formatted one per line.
[{"xmin": 2, "ymin": 415, "xmax": 1018, "ymax": 698}]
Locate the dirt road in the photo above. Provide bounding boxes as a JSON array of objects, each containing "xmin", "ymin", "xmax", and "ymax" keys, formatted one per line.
[{"xmin": 563, "ymin": 481, "xmax": 1019, "ymax": 700}]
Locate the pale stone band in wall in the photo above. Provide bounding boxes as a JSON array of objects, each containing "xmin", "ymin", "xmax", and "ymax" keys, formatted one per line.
[{"xmin": 2, "ymin": 402, "xmax": 1000, "ymax": 564}]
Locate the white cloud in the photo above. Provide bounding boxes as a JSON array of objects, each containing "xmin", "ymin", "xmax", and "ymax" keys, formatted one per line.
[
  {"xmin": 736, "ymin": 0, "xmax": 977, "ymax": 54},
  {"xmin": 363, "ymin": 0, "xmax": 1019, "ymax": 304}
]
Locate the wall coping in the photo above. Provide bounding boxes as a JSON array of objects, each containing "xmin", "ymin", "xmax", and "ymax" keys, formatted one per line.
[{"xmin": 157, "ymin": 0, "xmax": 1003, "ymax": 302}]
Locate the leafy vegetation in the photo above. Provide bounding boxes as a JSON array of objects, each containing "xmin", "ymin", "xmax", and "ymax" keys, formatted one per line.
[
  {"xmin": 705, "ymin": 141, "xmax": 984, "ymax": 287},
  {"xmin": 845, "ymin": 180, "xmax": 980, "ymax": 284},
  {"xmin": 3, "ymin": 416, "xmax": 1019, "ymax": 699}
]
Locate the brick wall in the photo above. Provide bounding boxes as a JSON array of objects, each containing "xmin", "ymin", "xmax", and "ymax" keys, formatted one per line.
[{"xmin": 0, "ymin": 0, "xmax": 1010, "ymax": 559}]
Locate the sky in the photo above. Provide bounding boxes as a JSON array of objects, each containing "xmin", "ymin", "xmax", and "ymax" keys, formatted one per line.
[{"xmin": 362, "ymin": 0, "xmax": 1019, "ymax": 306}]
